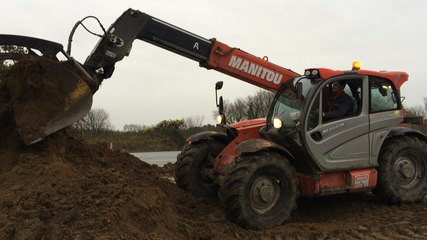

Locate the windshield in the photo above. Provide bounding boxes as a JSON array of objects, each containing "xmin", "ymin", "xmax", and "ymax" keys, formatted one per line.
[{"xmin": 268, "ymin": 77, "xmax": 316, "ymax": 128}]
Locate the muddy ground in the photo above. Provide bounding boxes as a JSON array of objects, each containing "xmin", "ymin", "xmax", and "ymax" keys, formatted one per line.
[{"xmin": 1, "ymin": 128, "xmax": 427, "ymax": 240}]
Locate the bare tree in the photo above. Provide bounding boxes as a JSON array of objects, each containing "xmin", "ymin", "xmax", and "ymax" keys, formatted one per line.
[
  {"xmin": 247, "ymin": 90, "xmax": 274, "ymax": 119},
  {"xmin": 184, "ymin": 115, "xmax": 205, "ymax": 128},
  {"xmin": 405, "ymin": 105, "xmax": 425, "ymax": 118},
  {"xmin": 123, "ymin": 124, "xmax": 146, "ymax": 132},
  {"xmin": 221, "ymin": 90, "xmax": 274, "ymax": 124},
  {"xmin": 424, "ymin": 96, "xmax": 427, "ymax": 116},
  {"xmin": 222, "ymin": 98, "xmax": 244, "ymax": 123},
  {"xmin": 73, "ymin": 108, "xmax": 114, "ymax": 133}
]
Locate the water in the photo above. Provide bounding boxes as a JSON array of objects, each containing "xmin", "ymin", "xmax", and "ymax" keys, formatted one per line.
[{"xmin": 131, "ymin": 151, "xmax": 180, "ymax": 166}]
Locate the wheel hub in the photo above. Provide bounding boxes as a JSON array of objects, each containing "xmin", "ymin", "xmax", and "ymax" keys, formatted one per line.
[
  {"xmin": 250, "ymin": 176, "xmax": 280, "ymax": 214},
  {"xmin": 259, "ymin": 185, "xmax": 275, "ymax": 202},
  {"xmin": 394, "ymin": 156, "xmax": 421, "ymax": 188},
  {"xmin": 396, "ymin": 159, "xmax": 416, "ymax": 179},
  {"xmin": 400, "ymin": 161, "xmax": 416, "ymax": 178}
]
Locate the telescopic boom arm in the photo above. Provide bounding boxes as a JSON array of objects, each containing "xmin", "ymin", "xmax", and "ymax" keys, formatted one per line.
[{"xmin": 84, "ymin": 8, "xmax": 300, "ymax": 92}]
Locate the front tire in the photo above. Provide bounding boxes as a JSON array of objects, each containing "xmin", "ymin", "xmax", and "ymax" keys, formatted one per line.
[
  {"xmin": 219, "ymin": 151, "xmax": 298, "ymax": 229},
  {"xmin": 175, "ymin": 140, "xmax": 225, "ymax": 198},
  {"xmin": 374, "ymin": 136, "xmax": 427, "ymax": 204}
]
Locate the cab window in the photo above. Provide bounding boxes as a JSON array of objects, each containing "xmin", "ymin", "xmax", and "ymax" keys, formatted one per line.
[
  {"xmin": 370, "ymin": 77, "xmax": 399, "ymax": 113},
  {"xmin": 321, "ymin": 79, "xmax": 362, "ymax": 122},
  {"xmin": 307, "ymin": 78, "xmax": 362, "ymax": 130}
]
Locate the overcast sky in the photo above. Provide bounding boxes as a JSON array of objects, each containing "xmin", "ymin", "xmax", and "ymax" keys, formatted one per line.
[{"xmin": 3, "ymin": 0, "xmax": 427, "ymax": 129}]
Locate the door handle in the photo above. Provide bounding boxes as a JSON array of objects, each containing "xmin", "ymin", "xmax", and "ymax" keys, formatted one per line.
[{"xmin": 311, "ymin": 131, "xmax": 323, "ymax": 141}]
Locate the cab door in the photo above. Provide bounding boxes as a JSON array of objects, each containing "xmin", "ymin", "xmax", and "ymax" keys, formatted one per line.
[
  {"xmin": 303, "ymin": 75, "xmax": 371, "ymax": 171},
  {"xmin": 368, "ymin": 77, "xmax": 404, "ymax": 165}
]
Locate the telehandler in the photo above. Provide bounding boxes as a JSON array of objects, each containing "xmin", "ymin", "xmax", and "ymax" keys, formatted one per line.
[{"xmin": 0, "ymin": 8, "xmax": 425, "ymax": 229}]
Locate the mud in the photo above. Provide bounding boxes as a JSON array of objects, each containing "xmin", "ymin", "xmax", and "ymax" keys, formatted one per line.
[
  {"xmin": 1, "ymin": 55, "xmax": 91, "ymax": 144},
  {"xmin": 1, "ymin": 61, "xmax": 427, "ymax": 239}
]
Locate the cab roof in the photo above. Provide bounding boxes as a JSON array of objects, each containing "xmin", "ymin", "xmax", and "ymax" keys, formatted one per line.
[{"xmin": 306, "ymin": 68, "xmax": 408, "ymax": 90}]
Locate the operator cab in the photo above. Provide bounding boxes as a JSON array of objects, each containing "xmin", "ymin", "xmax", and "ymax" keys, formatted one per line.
[{"xmin": 262, "ymin": 63, "xmax": 405, "ymax": 173}]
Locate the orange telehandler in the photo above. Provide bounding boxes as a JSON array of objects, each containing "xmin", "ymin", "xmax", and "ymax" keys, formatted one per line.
[{"xmin": 1, "ymin": 8, "xmax": 426, "ymax": 229}]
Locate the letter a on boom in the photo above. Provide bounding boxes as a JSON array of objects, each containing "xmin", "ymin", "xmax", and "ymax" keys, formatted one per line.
[{"xmin": 193, "ymin": 42, "xmax": 199, "ymax": 50}]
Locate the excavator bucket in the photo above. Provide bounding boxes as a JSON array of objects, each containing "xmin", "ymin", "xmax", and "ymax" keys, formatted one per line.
[
  {"xmin": 1, "ymin": 55, "xmax": 93, "ymax": 145},
  {"xmin": 0, "ymin": 35, "xmax": 93, "ymax": 145}
]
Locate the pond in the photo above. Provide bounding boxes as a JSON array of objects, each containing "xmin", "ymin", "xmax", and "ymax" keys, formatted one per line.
[{"xmin": 131, "ymin": 151, "xmax": 180, "ymax": 166}]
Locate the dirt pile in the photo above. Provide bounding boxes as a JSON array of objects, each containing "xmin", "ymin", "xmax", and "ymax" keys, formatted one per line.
[{"xmin": 0, "ymin": 130, "xmax": 181, "ymax": 239}]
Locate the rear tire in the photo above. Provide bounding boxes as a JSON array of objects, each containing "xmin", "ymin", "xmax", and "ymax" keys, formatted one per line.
[
  {"xmin": 374, "ymin": 136, "xmax": 427, "ymax": 204},
  {"xmin": 219, "ymin": 151, "xmax": 298, "ymax": 229},
  {"xmin": 175, "ymin": 140, "xmax": 225, "ymax": 198}
]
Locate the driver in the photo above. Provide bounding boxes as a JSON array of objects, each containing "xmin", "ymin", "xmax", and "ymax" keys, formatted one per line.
[{"xmin": 323, "ymin": 81, "xmax": 353, "ymax": 120}]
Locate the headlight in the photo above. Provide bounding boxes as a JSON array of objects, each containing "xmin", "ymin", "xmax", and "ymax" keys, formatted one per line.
[
  {"xmin": 304, "ymin": 69, "xmax": 320, "ymax": 78},
  {"xmin": 216, "ymin": 114, "xmax": 224, "ymax": 124},
  {"xmin": 273, "ymin": 118, "xmax": 283, "ymax": 128},
  {"xmin": 312, "ymin": 69, "xmax": 319, "ymax": 76}
]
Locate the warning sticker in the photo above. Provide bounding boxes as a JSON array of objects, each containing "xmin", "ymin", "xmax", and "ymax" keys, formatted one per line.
[{"xmin": 355, "ymin": 174, "xmax": 369, "ymax": 188}]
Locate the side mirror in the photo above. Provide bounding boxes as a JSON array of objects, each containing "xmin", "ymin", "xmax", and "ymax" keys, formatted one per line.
[
  {"xmin": 215, "ymin": 81, "xmax": 226, "ymax": 125},
  {"xmin": 215, "ymin": 81, "xmax": 223, "ymax": 90}
]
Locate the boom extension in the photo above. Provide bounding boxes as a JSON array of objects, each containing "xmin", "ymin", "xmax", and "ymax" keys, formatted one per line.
[{"xmin": 85, "ymin": 9, "xmax": 299, "ymax": 91}]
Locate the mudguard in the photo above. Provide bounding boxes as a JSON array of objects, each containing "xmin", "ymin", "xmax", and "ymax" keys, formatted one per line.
[
  {"xmin": 235, "ymin": 138, "xmax": 294, "ymax": 160},
  {"xmin": 186, "ymin": 131, "xmax": 230, "ymax": 145},
  {"xmin": 387, "ymin": 126, "xmax": 427, "ymax": 142}
]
